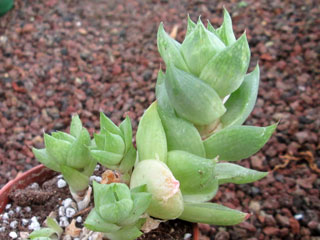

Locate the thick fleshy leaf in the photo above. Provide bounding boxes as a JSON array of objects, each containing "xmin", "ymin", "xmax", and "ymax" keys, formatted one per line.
[
  {"xmin": 93, "ymin": 181, "xmax": 109, "ymax": 207},
  {"xmin": 179, "ymin": 202, "xmax": 249, "ymax": 225},
  {"xmin": 82, "ymin": 157, "xmax": 97, "ymax": 177},
  {"xmin": 156, "ymin": 71, "xmax": 205, "ymax": 157},
  {"xmin": 32, "ymin": 148, "xmax": 61, "ymax": 172},
  {"xmin": 46, "ymin": 217, "xmax": 63, "ymax": 237},
  {"xmin": 100, "ymin": 112, "xmax": 122, "ymax": 136},
  {"xmin": 67, "ymin": 128, "xmax": 91, "ymax": 169},
  {"xmin": 207, "ymin": 21, "xmax": 217, "ymax": 35},
  {"xmin": 180, "ymin": 19, "xmax": 225, "ymax": 76},
  {"xmin": 221, "ymin": 64, "xmax": 260, "ymax": 128},
  {"xmin": 215, "ymin": 8, "xmax": 236, "ymax": 46},
  {"xmin": 44, "ymin": 134, "xmax": 71, "ymax": 165},
  {"xmin": 119, "ymin": 147, "xmax": 137, "ymax": 173},
  {"xmin": 104, "ymin": 131, "xmax": 125, "ymax": 155},
  {"xmin": 70, "ymin": 114, "xmax": 82, "ymax": 138},
  {"xmin": 119, "ymin": 116, "xmax": 133, "ymax": 153},
  {"xmin": 186, "ymin": 15, "xmax": 196, "ymax": 36},
  {"xmin": 29, "ymin": 228, "xmax": 56, "ymax": 239},
  {"xmin": 136, "ymin": 101, "xmax": 167, "ymax": 163},
  {"xmin": 51, "ymin": 131, "xmax": 75, "ymax": 143},
  {"xmin": 157, "ymin": 23, "xmax": 189, "ymax": 72},
  {"xmin": 93, "ymin": 133, "xmax": 106, "ymax": 149},
  {"xmin": 104, "ymin": 225, "xmax": 143, "ymax": 240},
  {"xmin": 200, "ymin": 33, "xmax": 250, "ymax": 98},
  {"xmin": 60, "ymin": 165, "xmax": 89, "ymax": 193},
  {"xmin": 99, "ymin": 199, "xmax": 133, "ymax": 224},
  {"xmin": 84, "ymin": 208, "xmax": 121, "ymax": 233},
  {"xmin": 130, "ymin": 160, "xmax": 184, "ymax": 220},
  {"xmin": 215, "ymin": 163, "xmax": 268, "ymax": 184},
  {"xmin": 165, "ymin": 64, "xmax": 226, "ymax": 125},
  {"xmin": 90, "ymin": 150, "xmax": 123, "ymax": 167},
  {"xmin": 204, "ymin": 124, "xmax": 277, "ymax": 161}
]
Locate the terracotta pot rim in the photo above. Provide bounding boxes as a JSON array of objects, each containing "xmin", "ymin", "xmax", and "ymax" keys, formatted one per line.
[{"xmin": 0, "ymin": 164, "xmax": 56, "ymax": 213}]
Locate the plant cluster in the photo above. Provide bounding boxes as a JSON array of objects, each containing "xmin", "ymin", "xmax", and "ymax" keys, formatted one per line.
[{"xmin": 31, "ymin": 9, "xmax": 276, "ymax": 240}]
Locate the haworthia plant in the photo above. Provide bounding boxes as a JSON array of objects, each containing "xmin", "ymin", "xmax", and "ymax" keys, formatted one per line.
[{"xmin": 32, "ymin": 9, "xmax": 276, "ymax": 240}]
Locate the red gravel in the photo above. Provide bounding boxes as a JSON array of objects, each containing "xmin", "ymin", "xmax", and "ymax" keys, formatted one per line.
[{"xmin": 0, "ymin": 0, "xmax": 319, "ymax": 239}]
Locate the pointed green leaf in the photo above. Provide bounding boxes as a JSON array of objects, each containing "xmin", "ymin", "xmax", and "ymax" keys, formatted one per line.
[
  {"xmin": 119, "ymin": 116, "xmax": 133, "ymax": 153},
  {"xmin": 82, "ymin": 157, "xmax": 97, "ymax": 177},
  {"xmin": 186, "ymin": 14, "xmax": 196, "ymax": 36},
  {"xmin": 84, "ymin": 208, "xmax": 121, "ymax": 233},
  {"xmin": 100, "ymin": 112, "xmax": 122, "ymax": 136},
  {"xmin": 157, "ymin": 23, "xmax": 189, "ymax": 72},
  {"xmin": 93, "ymin": 181, "xmax": 109, "ymax": 207},
  {"xmin": 51, "ymin": 131, "xmax": 75, "ymax": 143},
  {"xmin": 156, "ymin": 70, "xmax": 205, "ymax": 157},
  {"xmin": 221, "ymin": 64, "xmax": 260, "ymax": 128},
  {"xmin": 70, "ymin": 114, "xmax": 82, "ymax": 138},
  {"xmin": 90, "ymin": 150, "xmax": 123, "ymax": 167},
  {"xmin": 44, "ymin": 134, "xmax": 71, "ymax": 165},
  {"xmin": 104, "ymin": 131, "xmax": 125, "ymax": 155},
  {"xmin": 32, "ymin": 148, "xmax": 61, "ymax": 172},
  {"xmin": 200, "ymin": 33, "xmax": 250, "ymax": 98},
  {"xmin": 215, "ymin": 163, "xmax": 268, "ymax": 184},
  {"xmin": 60, "ymin": 165, "xmax": 89, "ymax": 192},
  {"xmin": 99, "ymin": 199, "xmax": 133, "ymax": 224},
  {"xmin": 119, "ymin": 147, "xmax": 137, "ymax": 173},
  {"xmin": 181, "ymin": 19, "xmax": 225, "ymax": 76},
  {"xmin": 204, "ymin": 124, "xmax": 277, "ymax": 161},
  {"xmin": 216, "ymin": 8, "xmax": 236, "ymax": 46},
  {"xmin": 104, "ymin": 225, "xmax": 143, "ymax": 240},
  {"xmin": 29, "ymin": 228, "xmax": 56, "ymax": 239},
  {"xmin": 46, "ymin": 217, "xmax": 63, "ymax": 237},
  {"xmin": 207, "ymin": 20, "xmax": 217, "ymax": 35},
  {"xmin": 93, "ymin": 133, "xmax": 106, "ymax": 149},
  {"xmin": 136, "ymin": 101, "xmax": 167, "ymax": 163},
  {"xmin": 167, "ymin": 150, "xmax": 218, "ymax": 202},
  {"xmin": 165, "ymin": 64, "xmax": 226, "ymax": 125},
  {"xmin": 67, "ymin": 128, "xmax": 91, "ymax": 169},
  {"xmin": 179, "ymin": 202, "xmax": 249, "ymax": 225}
]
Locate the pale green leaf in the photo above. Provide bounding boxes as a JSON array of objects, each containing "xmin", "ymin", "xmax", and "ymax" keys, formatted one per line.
[
  {"xmin": 94, "ymin": 133, "xmax": 106, "ymax": 149},
  {"xmin": 104, "ymin": 131, "xmax": 125, "ymax": 155},
  {"xmin": 119, "ymin": 147, "xmax": 137, "ymax": 173},
  {"xmin": 119, "ymin": 116, "xmax": 133, "ymax": 153},
  {"xmin": 156, "ymin": 70, "xmax": 205, "ymax": 157},
  {"xmin": 32, "ymin": 148, "xmax": 61, "ymax": 172},
  {"xmin": 60, "ymin": 165, "xmax": 89, "ymax": 193},
  {"xmin": 215, "ymin": 163, "xmax": 268, "ymax": 184},
  {"xmin": 136, "ymin": 101, "xmax": 167, "ymax": 163},
  {"xmin": 44, "ymin": 134, "xmax": 71, "ymax": 165},
  {"xmin": 29, "ymin": 228, "xmax": 56, "ymax": 239},
  {"xmin": 100, "ymin": 112, "xmax": 122, "ymax": 136},
  {"xmin": 200, "ymin": 33, "xmax": 250, "ymax": 98},
  {"xmin": 51, "ymin": 131, "xmax": 75, "ymax": 143},
  {"xmin": 104, "ymin": 225, "xmax": 143, "ymax": 240},
  {"xmin": 204, "ymin": 124, "xmax": 277, "ymax": 161},
  {"xmin": 70, "ymin": 114, "xmax": 82, "ymax": 138},
  {"xmin": 221, "ymin": 64, "xmax": 260, "ymax": 128},
  {"xmin": 186, "ymin": 14, "xmax": 196, "ymax": 36},
  {"xmin": 179, "ymin": 202, "xmax": 249, "ymax": 225},
  {"xmin": 46, "ymin": 217, "xmax": 62, "ymax": 237},
  {"xmin": 157, "ymin": 23, "xmax": 189, "ymax": 72},
  {"xmin": 84, "ymin": 208, "xmax": 121, "ymax": 233},
  {"xmin": 216, "ymin": 8, "xmax": 236, "ymax": 46},
  {"xmin": 90, "ymin": 150, "xmax": 123, "ymax": 167},
  {"xmin": 165, "ymin": 64, "xmax": 226, "ymax": 125}
]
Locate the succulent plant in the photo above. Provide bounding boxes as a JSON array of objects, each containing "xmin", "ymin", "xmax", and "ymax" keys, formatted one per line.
[
  {"xmin": 32, "ymin": 115, "xmax": 96, "ymax": 195},
  {"xmin": 131, "ymin": 8, "xmax": 276, "ymax": 224},
  {"xmin": 84, "ymin": 181, "xmax": 151, "ymax": 240},
  {"xmin": 89, "ymin": 113, "xmax": 136, "ymax": 182},
  {"xmin": 28, "ymin": 217, "xmax": 62, "ymax": 240}
]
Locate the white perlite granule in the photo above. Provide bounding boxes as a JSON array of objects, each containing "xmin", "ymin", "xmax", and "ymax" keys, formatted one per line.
[
  {"xmin": 9, "ymin": 231, "xmax": 18, "ymax": 239},
  {"xmin": 24, "ymin": 206, "xmax": 31, "ymax": 212},
  {"xmin": 66, "ymin": 207, "xmax": 76, "ymax": 218},
  {"xmin": 10, "ymin": 220, "xmax": 18, "ymax": 229},
  {"xmin": 59, "ymin": 206, "xmax": 65, "ymax": 217},
  {"xmin": 59, "ymin": 217, "xmax": 69, "ymax": 227},
  {"xmin": 62, "ymin": 198, "xmax": 73, "ymax": 208},
  {"xmin": 0, "ymin": 227, "xmax": 5, "ymax": 232},
  {"xmin": 22, "ymin": 219, "xmax": 29, "ymax": 226},
  {"xmin": 76, "ymin": 216, "xmax": 82, "ymax": 223},
  {"xmin": 5, "ymin": 204, "xmax": 11, "ymax": 210},
  {"xmin": 57, "ymin": 179, "xmax": 67, "ymax": 188},
  {"xmin": 28, "ymin": 216, "xmax": 40, "ymax": 231}
]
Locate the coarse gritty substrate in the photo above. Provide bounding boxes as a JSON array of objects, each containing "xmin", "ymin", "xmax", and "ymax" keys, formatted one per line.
[{"xmin": 0, "ymin": 0, "xmax": 319, "ymax": 239}]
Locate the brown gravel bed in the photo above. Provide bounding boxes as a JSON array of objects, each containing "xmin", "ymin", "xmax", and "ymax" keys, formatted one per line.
[{"xmin": 0, "ymin": 0, "xmax": 319, "ymax": 239}]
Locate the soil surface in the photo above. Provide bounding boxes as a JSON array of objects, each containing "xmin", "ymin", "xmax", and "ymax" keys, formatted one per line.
[{"xmin": 0, "ymin": 0, "xmax": 319, "ymax": 239}]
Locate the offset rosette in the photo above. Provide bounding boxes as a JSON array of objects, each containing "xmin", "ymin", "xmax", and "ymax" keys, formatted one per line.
[
  {"xmin": 85, "ymin": 182, "xmax": 151, "ymax": 240},
  {"xmin": 89, "ymin": 113, "xmax": 136, "ymax": 180},
  {"xmin": 33, "ymin": 115, "xmax": 96, "ymax": 194}
]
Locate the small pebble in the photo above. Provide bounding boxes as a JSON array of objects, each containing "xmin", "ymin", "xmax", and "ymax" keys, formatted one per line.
[
  {"xmin": 15, "ymin": 206, "xmax": 21, "ymax": 213},
  {"xmin": 0, "ymin": 227, "xmax": 5, "ymax": 232},
  {"xmin": 59, "ymin": 206, "xmax": 65, "ymax": 217},
  {"xmin": 9, "ymin": 231, "xmax": 18, "ymax": 239},
  {"xmin": 10, "ymin": 220, "xmax": 18, "ymax": 229},
  {"xmin": 184, "ymin": 233, "xmax": 192, "ymax": 239},
  {"xmin": 57, "ymin": 174, "xmax": 63, "ymax": 179},
  {"xmin": 95, "ymin": 164, "xmax": 100, "ymax": 171},
  {"xmin": 62, "ymin": 198, "xmax": 73, "ymax": 208},
  {"xmin": 294, "ymin": 214, "xmax": 303, "ymax": 220},
  {"xmin": 59, "ymin": 217, "xmax": 69, "ymax": 227},
  {"xmin": 57, "ymin": 179, "xmax": 67, "ymax": 188},
  {"xmin": 6, "ymin": 204, "xmax": 11, "ymax": 210},
  {"xmin": 22, "ymin": 219, "xmax": 29, "ymax": 226},
  {"xmin": 29, "ymin": 182, "xmax": 40, "ymax": 189},
  {"xmin": 8, "ymin": 210, "xmax": 14, "ymax": 216},
  {"xmin": 28, "ymin": 216, "xmax": 40, "ymax": 231},
  {"xmin": 66, "ymin": 207, "xmax": 76, "ymax": 218},
  {"xmin": 2, "ymin": 212, "xmax": 9, "ymax": 220},
  {"xmin": 76, "ymin": 216, "xmax": 82, "ymax": 223},
  {"xmin": 24, "ymin": 207, "xmax": 31, "ymax": 212}
]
